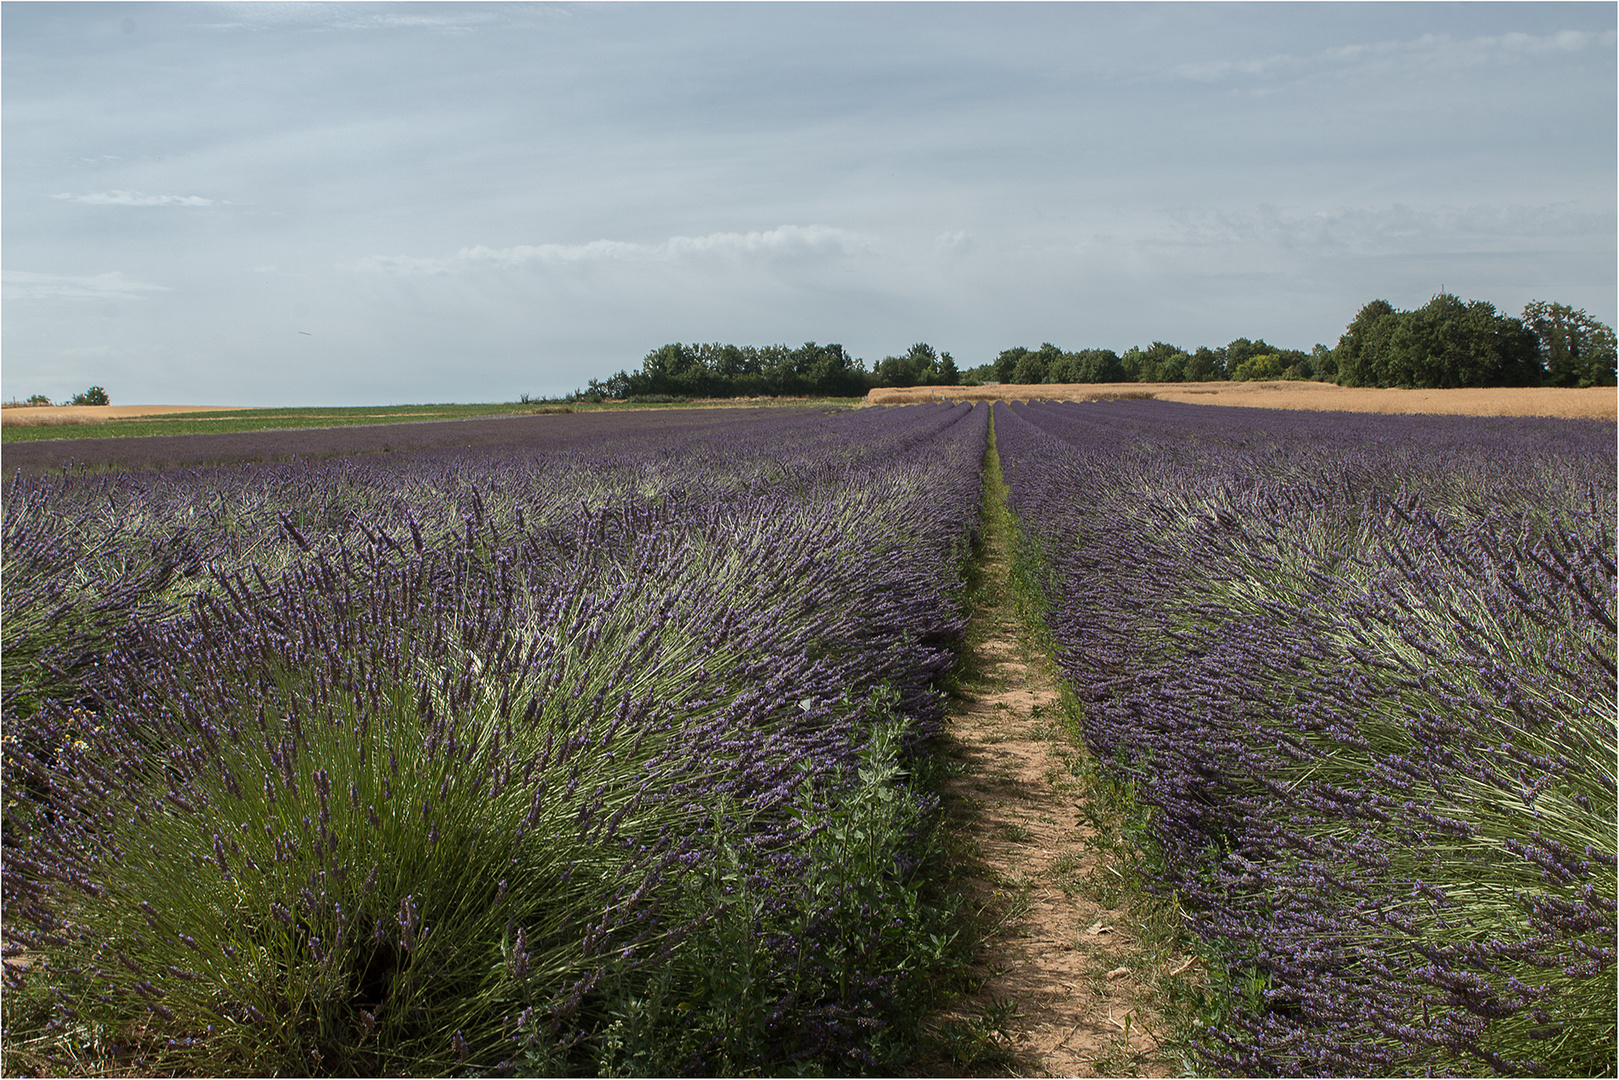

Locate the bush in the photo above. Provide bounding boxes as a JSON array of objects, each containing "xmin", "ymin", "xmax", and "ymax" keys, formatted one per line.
[{"xmin": 70, "ymin": 386, "xmax": 110, "ymax": 406}]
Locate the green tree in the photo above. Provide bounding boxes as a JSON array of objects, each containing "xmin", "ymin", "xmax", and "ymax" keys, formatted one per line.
[
  {"xmin": 992, "ymin": 347, "xmax": 1029, "ymax": 383},
  {"xmin": 1185, "ymin": 347, "xmax": 1222, "ymax": 382},
  {"xmin": 1042, "ymin": 348, "xmax": 1123, "ymax": 383},
  {"xmin": 1077, "ymin": 348, "xmax": 1126, "ymax": 383},
  {"xmin": 1335, "ymin": 295, "xmax": 1540, "ymax": 388},
  {"xmin": 959, "ymin": 363, "xmax": 998, "ymax": 385},
  {"xmin": 1388, "ymin": 295, "xmax": 1539, "ymax": 388},
  {"xmin": 875, "ymin": 342, "xmax": 955, "ymax": 387},
  {"xmin": 1309, "ymin": 344, "xmax": 1337, "ymax": 382},
  {"xmin": 797, "ymin": 342, "xmax": 870, "ymax": 395},
  {"xmin": 70, "ymin": 386, "xmax": 110, "ymax": 406},
  {"xmin": 1121, "ymin": 342, "xmax": 1188, "ymax": 383},
  {"xmin": 1334, "ymin": 300, "xmax": 1401, "ymax": 387},
  {"xmin": 1230, "ymin": 353, "xmax": 1287, "ymax": 381},
  {"xmin": 1010, "ymin": 343, "xmax": 1062, "ymax": 384},
  {"xmin": 1523, "ymin": 301, "xmax": 1618, "ymax": 387}
]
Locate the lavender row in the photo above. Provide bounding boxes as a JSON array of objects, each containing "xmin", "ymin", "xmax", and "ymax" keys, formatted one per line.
[
  {"xmin": 2, "ymin": 403, "xmax": 988, "ymax": 1075},
  {"xmin": 994, "ymin": 400, "xmax": 1615, "ymax": 1076}
]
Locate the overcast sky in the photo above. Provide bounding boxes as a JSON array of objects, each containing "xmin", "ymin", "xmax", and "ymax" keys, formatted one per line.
[{"xmin": 4, "ymin": 2, "xmax": 1614, "ymax": 406}]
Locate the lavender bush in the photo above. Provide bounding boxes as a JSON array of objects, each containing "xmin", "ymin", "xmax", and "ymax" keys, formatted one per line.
[
  {"xmin": 994, "ymin": 400, "xmax": 1616, "ymax": 1076},
  {"xmin": 3, "ymin": 403, "xmax": 988, "ymax": 1075}
]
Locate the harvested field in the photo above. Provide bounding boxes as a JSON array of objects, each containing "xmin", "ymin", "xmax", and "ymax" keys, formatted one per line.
[
  {"xmin": 0, "ymin": 404, "xmax": 247, "ymax": 426},
  {"xmin": 866, "ymin": 381, "xmax": 1618, "ymax": 420}
]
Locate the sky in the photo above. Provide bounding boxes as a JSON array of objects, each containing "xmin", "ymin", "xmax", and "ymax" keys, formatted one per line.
[{"xmin": 3, "ymin": 2, "xmax": 1615, "ymax": 406}]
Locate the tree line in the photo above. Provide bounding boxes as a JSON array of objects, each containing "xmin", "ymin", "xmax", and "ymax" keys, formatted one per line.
[
  {"xmin": 10, "ymin": 386, "xmax": 111, "ymax": 407},
  {"xmin": 573, "ymin": 294, "xmax": 1615, "ymax": 401},
  {"xmin": 578, "ymin": 342, "xmax": 871, "ymax": 400},
  {"xmin": 1334, "ymin": 297, "xmax": 1613, "ymax": 389}
]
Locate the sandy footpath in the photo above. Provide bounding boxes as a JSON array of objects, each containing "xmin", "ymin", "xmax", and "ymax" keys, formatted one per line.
[{"xmin": 867, "ymin": 381, "xmax": 1617, "ymax": 420}]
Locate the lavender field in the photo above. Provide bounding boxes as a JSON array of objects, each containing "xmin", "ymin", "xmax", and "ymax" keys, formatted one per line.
[
  {"xmin": 2, "ymin": 404, "xmax": 987, "ymax": 1075},
  {"xmin": 995, "ymin": 400, "xmax": 1616, "ymax": 1076},
  {"xmin": 3, "ymin": 398, "xmax": 1614, "ymax": 1076}
]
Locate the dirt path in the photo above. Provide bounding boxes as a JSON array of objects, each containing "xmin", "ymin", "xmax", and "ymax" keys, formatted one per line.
[{"xmin": 923, "ymin": 433, "xmax": 1179, "ymax": 1078}]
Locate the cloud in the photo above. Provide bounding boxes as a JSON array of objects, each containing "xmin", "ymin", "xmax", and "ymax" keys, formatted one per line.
[
  {"xmin": 1170, "ymin": 53, "xmax": 1308, "ymax": 83},
  {"xmin": 55, "ymin": 344, "xmax": 122, "ymax": 361},
  {"xmin": 200, "ymin": 4, "xmax": 500, "ymax": 35},
  {"xmin": 3, "ymin": 270, "xmax": 170, "ymax": 301},
  {"xmin": 1157, "ymin": 203, "xmax": 1615, "ymax": 256},
  {"xmin": 51, "ymin": 190, "xmax": 215, "ymax": 207},
  {"xmin": 1172, "ymin": 28, "xmax": 1612, "ymax": 84},
  {"xmin": 1321, "ymin": 29, "xmax": 1608, "ymax": 67},
  {"xmin": 354, "ymin": 225, "xmax": 872, "ymax": 276}
]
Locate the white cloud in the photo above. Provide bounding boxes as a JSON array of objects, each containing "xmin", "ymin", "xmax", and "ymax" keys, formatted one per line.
[
  {"xmin": 1170, "ymin": 53, "xmax": 1307, "ymax": 83},
  {"xmin": 354, "ymin": 225, "xmax": 872, "ymax": 276},
  {"xmin": 51, "ymin": 190, "xmax": 216, "ymax": 207},
  {"xmin": 1157, "ymin": 203, "xmax": 1614, "ymax": 256},
  {"xmin": 55, "ymin": 344, "xmax": 122, "ymax": 361},
  {"xmin": 1173, "ymin": 28, "xmax": 1611, "ymax": 83},
  {"xmin": 3, "ymin": 270, "xmax": 170, "ymax": 301},
  {"xmin": 201, "ymin": 4, "xmax": 500, "ymax": 35}
]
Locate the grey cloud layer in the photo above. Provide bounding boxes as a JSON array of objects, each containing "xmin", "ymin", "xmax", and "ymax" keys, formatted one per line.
[{"xmin": 3, "ymin": 2, "xmax": 1612, "ymax": 406}]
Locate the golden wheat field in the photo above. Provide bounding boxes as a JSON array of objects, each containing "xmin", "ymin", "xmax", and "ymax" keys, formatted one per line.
[
  {"xmin": 866, "ymin": 381, "xmax": 1618, "ymax": 420},
  {"xmin": 0, "ymin": 404, "xmax": 248, "ymax": 427}
]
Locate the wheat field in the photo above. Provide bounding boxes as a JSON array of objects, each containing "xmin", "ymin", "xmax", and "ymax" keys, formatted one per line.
[{"xmin": 866, "ymin": 381, "xmax": 1618, "ymax": 420}]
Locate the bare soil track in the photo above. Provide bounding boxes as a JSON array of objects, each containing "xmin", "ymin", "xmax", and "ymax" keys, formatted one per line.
[{"xmin": 918, "ymin": 450, "xmax": 1185, "ymax": 1078}]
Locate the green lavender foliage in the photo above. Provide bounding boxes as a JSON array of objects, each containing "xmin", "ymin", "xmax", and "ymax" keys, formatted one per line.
[
  {"xmin": 3, "ymin": 405, "xmax": 988, "ymax": 1076},
  {"xmin": 996, "ymin": 400, "xmax": 1616, "ymax": 1076}
]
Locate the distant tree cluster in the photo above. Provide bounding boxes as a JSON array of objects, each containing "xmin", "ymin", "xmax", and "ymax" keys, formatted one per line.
[
  {"xmin": 9, "ymin": 387, "xmax": 110, "ymax": 407},
  {"xmin": 1336, "ymin": 295, "xmax": 1615, "ymax": 389},
  {"xmin": 577, "ymin": 294, "xmax": 1612, "ymax": 401},
  {"xmin": 1522, "ymin": 301, "xmax": 1618, "ymax": 387},
  {"xmin": 962, "ymin": 295, "xmax": 1613, "ymax": 391},
  {"xmin": 577, "ymin": 341, "xmax": 966, "ymax": 401},
  {"xmin": 579, "ymin": 342, "xmax": 871, "ymax": 400},
  {"xmin": 1335, "ymin": 295, "xmax": 1541, "ymax": 388},
  {"xmin": 871, "ymin": 343, "xmax": 959, "ymax": 387},
  {"xmin": 962, "ymin": 339, "xmax": 1331, "ymax": 385}
]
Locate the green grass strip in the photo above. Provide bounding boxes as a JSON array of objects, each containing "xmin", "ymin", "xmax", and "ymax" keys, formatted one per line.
[{"xmin": 1, "ymin": 399, "xmax": 866, "ymax": 443}]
